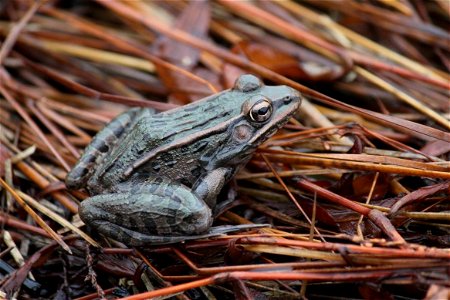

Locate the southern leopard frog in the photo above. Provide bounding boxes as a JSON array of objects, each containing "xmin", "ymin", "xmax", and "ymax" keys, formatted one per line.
[{"xmin": 66, "ymin": 74, "xmax": 301, "ymax": 245}]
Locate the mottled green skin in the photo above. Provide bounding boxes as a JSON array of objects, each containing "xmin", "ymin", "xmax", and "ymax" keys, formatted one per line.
[{"xmin": 66, "ymin": 74, "xmax": 301, "ymax": 245}]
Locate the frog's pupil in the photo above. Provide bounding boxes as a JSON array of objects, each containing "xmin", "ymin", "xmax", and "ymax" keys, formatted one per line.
[{"xmin": 258, "ymin": 107, "xmax": 269, "ymax": 115}]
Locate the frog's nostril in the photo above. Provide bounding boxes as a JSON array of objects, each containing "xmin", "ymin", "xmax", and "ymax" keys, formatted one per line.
[{"xmin": 283, "ymin": 96, "xmax": 292, "ymax": 104}]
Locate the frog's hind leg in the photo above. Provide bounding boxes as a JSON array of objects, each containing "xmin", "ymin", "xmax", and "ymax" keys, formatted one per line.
[
  {"xmin": 78, "ymin": 178, "xmax": 213, "ymax": 245},
  {"xmin": 66, "ymin": 108, "xmax": 154, "ymax": 189},
  {"xmin": 79, "ymin": 177, "xmax": 270, "ymax": 246}
]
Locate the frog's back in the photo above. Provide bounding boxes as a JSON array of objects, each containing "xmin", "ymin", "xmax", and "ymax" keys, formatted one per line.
[{"xmin": 87, "ymin": 90, "xmax": 242, "ymax": 192}]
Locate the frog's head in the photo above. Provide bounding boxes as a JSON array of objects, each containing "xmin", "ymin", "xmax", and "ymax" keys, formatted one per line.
[{"xmin": 210, "ymin": 74, "xmax": 301, "ymax": 169}]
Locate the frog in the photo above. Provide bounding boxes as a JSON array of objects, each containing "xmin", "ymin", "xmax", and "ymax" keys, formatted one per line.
[{"xmin": 66, "ymin": 74, "xmax": 301, "ymax": 246}]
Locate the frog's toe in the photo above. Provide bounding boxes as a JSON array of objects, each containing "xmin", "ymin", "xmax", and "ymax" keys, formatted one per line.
[{"xmin": 66, "ymin": 164, "xmax": 92, "ymax": 190}]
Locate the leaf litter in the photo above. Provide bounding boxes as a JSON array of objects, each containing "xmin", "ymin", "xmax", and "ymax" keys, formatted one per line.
[{"xmin": 0, "ymin": 1, "xmax": 449, "ymax": 299}]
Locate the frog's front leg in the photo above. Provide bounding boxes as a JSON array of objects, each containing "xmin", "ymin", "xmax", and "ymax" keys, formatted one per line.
[
  {"xmin": 193, "ymin": 167, "xmax": 233, "ymax": 208},
  {"xmin": 66, "ymin": 108, "xmax": 153, "ymax": 189},
  {"xmin": 78, "ymin": 178, "xmax": 213, "ymax": 245}
]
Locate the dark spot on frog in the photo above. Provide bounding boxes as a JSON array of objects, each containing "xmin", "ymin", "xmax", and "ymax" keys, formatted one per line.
[
  {"xmin": 84, "ymin": 154, "xmax": 96, "ymax": 163},
  {"xmin": 180, "ymin": 178, "xmax": 191, "ymax": 187},
  {"xmin": 164, "ymin": 187, "xmax": 175, "ymax": 198},
  {"xmin": 171, "ymin": 193, "xmax": 183, "ymax": 205},
  {"xmin": 191, "ymin": 166, "xmax": 202, "ymax": 178},
  {"xmin": 180, "ymin": 146, "xmax": 189, "ymax": 153},
  {"xmin": 194, "ymin": 140, "xmax": 208, "ymax": 153},
  {"xmin": 126, "ymin": 214, "xmax": 138, "ymax": 229},
  {"xmin": 112, "ymin": 126, "xmax": 124, "ymax": 138},
  {"xmin": 151, "ymin": 162, "xmax": 161, "ymax": 172},
  {"xmin": 153, "ymin": 177, "xmax": 163, "ymax": 185},
  {"xmin": 75, "ymin": 167, "xmax": 89, "ymax": 178},
  {"xmin": 165, "ymin": 161, "xmax": 177, "ymax": 168},
  {"xmin": 144, "ymin": 215, "xmax": 157, "ymax": 233},
  {"xmin": 98, "ymin": 143, "xmax": 109, "ymax": 153},
  {"xmin": 160, "ymin": 152, "xmax": 176, "ymax": 166}
]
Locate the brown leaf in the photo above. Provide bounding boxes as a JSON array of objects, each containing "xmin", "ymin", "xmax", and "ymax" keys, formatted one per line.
[
  {"xmin": 390, "ymin": 180, "xmax": 450, "ymax": 215},
  {"xmin": 352, "ymin": 173, "xmax": 389, "ymax": 200},
  {"xmin": 153, "ymin": 1, "xmax": 216, "ymax": 104}
]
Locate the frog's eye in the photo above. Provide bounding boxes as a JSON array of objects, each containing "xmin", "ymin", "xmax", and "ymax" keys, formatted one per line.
[
  {"xmin": 234, "ymin": 74, "xmax": 262, "ymax": 92},
  {"xmin": 249, "ymin": 99, "xmax": 272, "ymax": 122}
]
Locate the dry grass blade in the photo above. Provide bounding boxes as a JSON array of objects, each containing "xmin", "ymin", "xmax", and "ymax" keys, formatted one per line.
[
  {"xmin": 42, "ymin": 6, "xmax": 218, "ymax": 95},
  {"xmin": 279, "ymin": 1, "xmax": 447, "ymax": 83},
  {"xmin": 9, "ymin": 145, "xmax": 36, "ymax": 163},
  {"xmin": 356, "ymin": 67, "xmax": 450, "ymax": 130},
  {"xmin": 261, "ymin": 151, "xmax": 450, "ymax": 179},
  {"xmin": 0, "ymin": 178, "xmax": 72, "ymax": 254},
  {"xmin": 16, "ymin": 191, "xmax": 99, "ymax": 248},
  {"xmin": 0, "ymin": 0, "xmax": 41, "ymax": 64},
  {"xmin": 39, "ymin": 40, "xmax": 156, "ymax": 73},
  {"xmin": 261, "ymin": 154, "xmax": 326, "ymax": 242},
  {"xmin": 0, "ymin": 84, "xmax": 71, "ymax": 171},
  {"xmin": 242, "ymin": 244, "xmax": 344, "ymax": 261}
]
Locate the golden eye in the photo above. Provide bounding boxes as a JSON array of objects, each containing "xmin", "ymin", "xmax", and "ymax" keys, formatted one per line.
[{"xmin": 249, "ymin": 99, "xmax": 272, "ymax": 122}]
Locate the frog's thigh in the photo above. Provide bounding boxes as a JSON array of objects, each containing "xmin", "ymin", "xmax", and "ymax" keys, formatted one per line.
[
  {"xmin": 66, "ymin": 108, "xmax": 154, "ymax": 189},
  {"xmin": 193, "ymin": 167, "xmax": 232, "ymax": 208},
  {"xmin": 79, "ymin": 183, "xmax": 212, "ymax": 244}
]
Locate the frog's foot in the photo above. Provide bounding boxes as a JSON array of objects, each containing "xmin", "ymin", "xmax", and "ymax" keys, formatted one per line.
[
  {"xmin": 66, "ymin": 108, "xmax": 154, "ymax": 189},
  {"xmin": 81, "ymin": 220, "xmax": 198, "ymax": 246},
  {"xmin": 78, "ymin": 185, "xmax": 213, "ymax": 245},
  {"xmin": 84, "ymin": 222, "xmax": 270, "ymax": 246}
]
